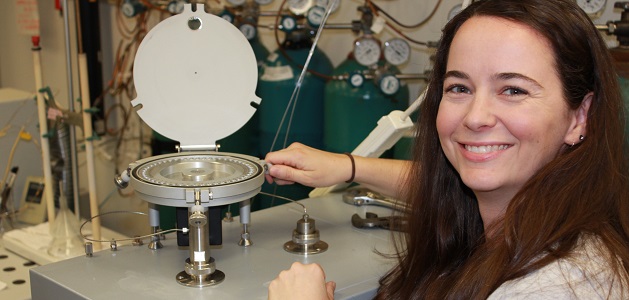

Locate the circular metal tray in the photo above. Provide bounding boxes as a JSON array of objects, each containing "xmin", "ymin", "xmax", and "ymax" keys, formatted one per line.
[{"xmin": 129, "ymin": 152, "xmax": 264, "ymax": 207}]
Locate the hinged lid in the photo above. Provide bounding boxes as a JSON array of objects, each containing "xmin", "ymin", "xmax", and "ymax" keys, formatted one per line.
[{"xmin": 132, "ymin": 4, "xmax": 260, "ymax": 148}]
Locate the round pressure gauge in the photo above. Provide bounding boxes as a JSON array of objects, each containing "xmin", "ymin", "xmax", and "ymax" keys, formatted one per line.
[
  {"xmin": 307, "ymin": 6, "xmax": 326, "ymax": 27},
  {"xmin": 255, "ymin": 0, "xmax": 274, "ymax": 5},
  {"xmin": 280, "ymin": 16, "xmax": 297, "ymax": 32},
  {"xmin": 288, "ymin": 0, "xmax": 314, "ymax": 15},
  {"xmin": 379, "ymin": 74, "xmax": 400, "ymax": 95},
  {"xmin": 219, "ymin": 10, "xmax": 235, "ymax": 23},
  {"xmin": 348, "ymin": 72, "xmax": 365, "ymax": 88},
  {"xmin": 383, "ymin": 38, "xmax": 411, "ymax": 66},
  {"xmin": 239, "ymin": 23, "xmax": 257, "ymax": 40},
  {"xmin": 315, "ymin": 0, "xmax": 340, "ymax": 13},
  {"xmin": 353, "ymin": 37, "xmax": 381, "ymax": 67},
  {"xmin": 167, "ymin": 0, "xmax": 185, "ymax": 14},
  {"xmin": 226, "ymin": 0, "xmax": 247, "ymax": 6},
  {"xmin": 576, "ymin": 0, "xmax": 606, "ymax": 17},
  {"xmin": 121, "ymin": 0, "xmax": 146, "ymax": 18}
]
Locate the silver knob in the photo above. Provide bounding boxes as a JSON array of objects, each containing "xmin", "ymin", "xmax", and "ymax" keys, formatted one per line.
[{"xmin": 114, "ymin": 168, "xmax": 131, "ymax": 189}]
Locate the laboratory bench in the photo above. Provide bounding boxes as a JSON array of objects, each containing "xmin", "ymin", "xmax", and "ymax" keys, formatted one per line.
[{"xmin": 29, "ymin": 193, "xmax": 397, "ymax": 300}]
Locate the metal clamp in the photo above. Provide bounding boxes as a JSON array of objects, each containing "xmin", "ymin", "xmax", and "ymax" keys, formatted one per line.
[
  {"xmin": 351, "ymin": 212, "xmax": 406, "ymax": 231},
  {"xmin": 342, "ymin": 186, "xmax": 409, "ymax": 212}
]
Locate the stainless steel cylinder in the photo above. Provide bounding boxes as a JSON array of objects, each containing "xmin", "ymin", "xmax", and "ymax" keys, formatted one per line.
[
  {"xmin": 284, "ymin": 215, "xmax": 328, "ymax": 255},
  {"xmin": 176, "ymin": 203, "xmax": 225, "ymax": 287}
]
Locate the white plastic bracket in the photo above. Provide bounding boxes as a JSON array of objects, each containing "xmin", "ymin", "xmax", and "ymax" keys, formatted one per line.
[{"xmin": 308, "ymin": 89, "xmax": 426, "ymax": 197}]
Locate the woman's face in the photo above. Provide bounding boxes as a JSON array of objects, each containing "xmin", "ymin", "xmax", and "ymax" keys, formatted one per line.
[{"xmin": 437, "ymin": 16, "xmax": 584, "ymax": 206}]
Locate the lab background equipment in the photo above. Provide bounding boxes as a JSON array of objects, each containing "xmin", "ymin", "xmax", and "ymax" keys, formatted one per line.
[
  {"xmin": 0, "ymin": 88, "xmax": 43, "ymax": 215},
  {"xmin": 16, "ymin": 176, "xmax": 47, "ymax": 225},
  {"xmin": 4, "ymin": 0, "xmax": 451, "ymax": 237},
  {"xmin": 602, "ymin": 2, "xmax": 629, "ymax": 148}
]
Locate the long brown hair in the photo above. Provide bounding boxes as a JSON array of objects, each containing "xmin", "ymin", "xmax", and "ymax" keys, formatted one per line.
[{"xmin": 376, "ymin": 0, "xmax": 629, "ymax": 299}]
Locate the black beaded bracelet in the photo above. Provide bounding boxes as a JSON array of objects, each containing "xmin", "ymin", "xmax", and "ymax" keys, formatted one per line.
[{"xmin": 344, "ymin": 152, "xmax": 355, "ymax": 183}]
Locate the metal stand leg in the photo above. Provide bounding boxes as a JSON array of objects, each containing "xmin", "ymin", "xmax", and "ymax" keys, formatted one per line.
[
  {"xmin": 238, "ymin": 198, "xmax": 252, "ymax": 247},
  {"xmin": 148, "ymin": 203, "xmax": 163, "ymax": 250}
]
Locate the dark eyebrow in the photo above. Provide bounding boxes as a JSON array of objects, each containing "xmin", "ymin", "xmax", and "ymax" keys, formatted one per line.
[
  {"xmin": 444, "ymin": 70, "xmax": 469, "ymax": 80},
  {"xmin": 444, "ymin": 70, "xmax": 543, "ymax": 89},
  {"xmin": 494, "ymin": 72, "xmax": 543, "ymax": 89}
]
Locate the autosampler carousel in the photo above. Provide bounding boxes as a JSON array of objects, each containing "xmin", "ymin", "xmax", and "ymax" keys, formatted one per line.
[{"xmin": 114, "ymin": 3, "xmax": 265, "ymax": 287}]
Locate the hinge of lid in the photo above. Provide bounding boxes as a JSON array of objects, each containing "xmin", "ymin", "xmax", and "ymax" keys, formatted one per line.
[{"xmin": 176, "ymin": 144, "xmax": 220, "ymax": 152}]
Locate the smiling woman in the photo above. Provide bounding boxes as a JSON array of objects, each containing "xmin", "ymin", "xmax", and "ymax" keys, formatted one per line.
[
  {"xmin": 264, "ymin": 0, "xmax": 629, "ymax": 299},
  {"xmin": 437, "ymin": 15, "xmax": 588, "ymax": 226}
]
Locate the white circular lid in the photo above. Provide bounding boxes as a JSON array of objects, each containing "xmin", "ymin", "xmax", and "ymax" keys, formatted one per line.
[{"xmin": 132, "ymin": 4, "xmax": 260, "ymax": 148}]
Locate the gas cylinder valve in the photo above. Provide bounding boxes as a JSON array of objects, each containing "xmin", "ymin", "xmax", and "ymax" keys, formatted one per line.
[{"xmin": 603, "ymin": 2, "xmax": 629, "ymax": 46}]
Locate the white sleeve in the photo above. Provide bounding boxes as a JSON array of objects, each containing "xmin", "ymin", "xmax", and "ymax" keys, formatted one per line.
[{"xmin": 488, "ymin": 240, "xmax": 626, "ymax": 300}]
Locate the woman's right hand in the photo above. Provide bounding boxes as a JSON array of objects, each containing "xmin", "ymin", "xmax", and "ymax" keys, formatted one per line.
[{"xmin": 264, "ymin": 143, "xmax": 353, "ymax": 188}]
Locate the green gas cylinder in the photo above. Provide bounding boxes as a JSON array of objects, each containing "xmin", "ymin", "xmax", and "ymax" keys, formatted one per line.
[
  {"xmin": 616, "ymin": 77, "xmax": 629, "ymax": 150},
  {"xmin": 258, "ymin": 33, "xmax": 333, "ymax": 154},
  {"xmin": 323, "ymin": 59, "xmax": 410, "ymax": 154},
  {"xmin": 250, "ymin": 36, "xmax": 270, "ymax": 68},
  {"xmin": 257, "ymin": 30, "xmax": 333, "ymax": 207}
]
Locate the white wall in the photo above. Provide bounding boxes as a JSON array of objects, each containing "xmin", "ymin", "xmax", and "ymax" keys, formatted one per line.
[{"xmin": 1, "ymin": 0, "xmax": 80, "ymax": 108}]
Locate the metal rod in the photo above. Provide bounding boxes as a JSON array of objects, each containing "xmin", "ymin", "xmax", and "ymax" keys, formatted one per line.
[
  {"xmin": 62, "ymin": 0, "xmax": 81, "ymax": 219},
  {"xmin": 258, "ymin": 23, "xmax": 353, "ymax": 30}
]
